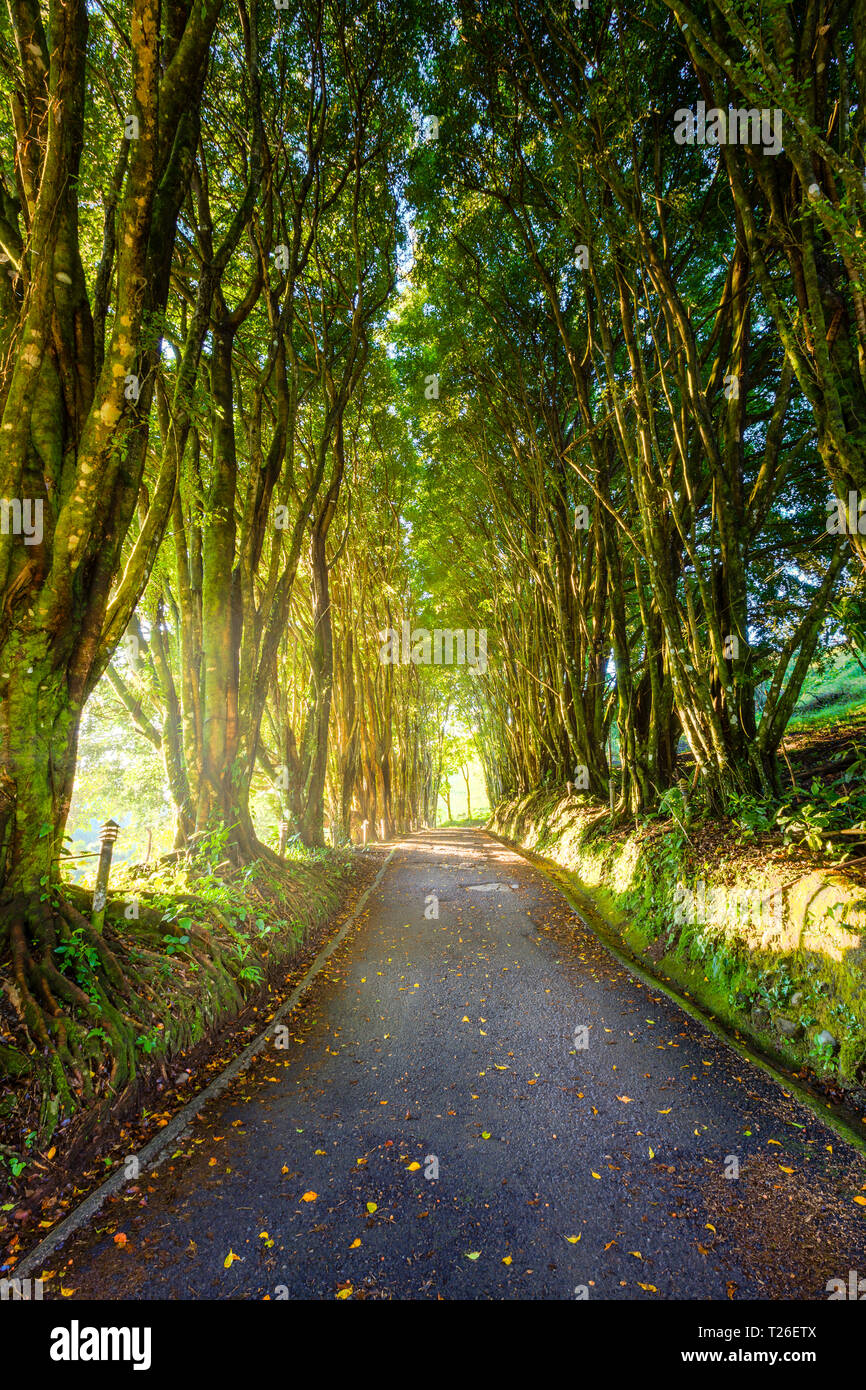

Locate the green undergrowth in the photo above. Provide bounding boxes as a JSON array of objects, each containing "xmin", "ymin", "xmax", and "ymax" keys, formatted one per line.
[
  {"xmin": 491, "ymin": 791, "xmax": 866, "ymax": 1113},
  {"xmin": 0, "ymin": 840, "xmax": 360, "ymax": 1185}
]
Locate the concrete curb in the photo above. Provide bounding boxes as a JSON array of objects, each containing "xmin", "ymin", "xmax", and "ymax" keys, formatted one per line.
[
  {"xmin": 13, "ymin": 845, "xmax": 397, "ymax": 1282},
  {"xmin": 486, "ymin": 826, "xmax": 866, "ymax": 1160}
]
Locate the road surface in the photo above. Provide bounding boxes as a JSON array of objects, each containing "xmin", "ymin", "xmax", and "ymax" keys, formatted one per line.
[{"xmin": 46, "ymin": 829, "xmax": 866, "ymax": 1300}]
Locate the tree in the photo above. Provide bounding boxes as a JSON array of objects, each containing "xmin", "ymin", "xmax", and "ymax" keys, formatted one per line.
[{"xmin": 0, "ymin": 0, "xmax": 223, "ymax": 897}]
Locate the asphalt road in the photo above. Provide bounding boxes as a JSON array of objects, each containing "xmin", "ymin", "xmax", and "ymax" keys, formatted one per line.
[{"xmin": 47, "ymin": 829, "xmax": 866, "ymax": 1301}]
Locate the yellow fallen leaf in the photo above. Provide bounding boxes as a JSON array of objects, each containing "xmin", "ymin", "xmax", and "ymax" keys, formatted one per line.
[
  {"xmin": 648, "ymin": 1147, "xmax": 654, "ymax": 1159},
  {"xmin": 617, "ymin": 1096, "xmax": 633, "ymax": 1103},
  {"xmin": 629, "ymin": 1251, "xmax": 642, "ymax": 1258},
  {"xmin": 259, "ymin": 1231, "xmax": 270, "ymax": 1240},
  {"xmin": 591, "ymin": 1172, "xmax": 601, "ymax": 1179},
  {"xmin": 637, "ymin": 1283, "xmax": 657, "ymax": 1292},
  {"xmin": 366, "ymin": 1201, "xmax": 377, "ymax": 1213},
  {"xmin": 658, "ymin": 1108, "xmax": 672, "ymax": 1114},
  {"xmin": 502, "ymin": 1256, "xmax": 512, "ymax": 1265},
  {"xmin": 462, "ymin": 1016, "xmax": 470, "ymax": 1022},
  {"xmin": 314, "ymin": 1149, "xmax": 326, "ymax": 1155},
  {"xmin": 335, "ymin": 1287, "xmax": 353, "ymax": 1299},
  {"xmin": 706, "ymin": 1224, "xmax": 716, "ymax": 1233},
  {"xmin": 481, "ymin": 1132, "xmax": 491, "ymax": 1140},
  {"xmin": 47, "ymin": 1147, "xmax": 56, "ymax": 1160},
  {"xmin": 350, "ymin": 1238, "xmax": 361, "ymax": 1249},
  {"xmin": 301, "ymin": 1191, "xmax": 317, "ymax": 1202},
  {"xmin": 767, "ymin": 1139, "xmax": 781, "ymax": 1146},
  {"xmin": 565, "ymin": 1235, "xmax": 581, "ymax": 1244},
  {"xmin": 407, "ymin": 1162, "xmax": 421, "ymax": 1171},
  {"xmin": 854, "ymin": 1196, "xmax": 866, "ymax": 1207},
  {"xmin": 778, "ymin": 1167, "xmax": 794, "ymax": 1175},
  {"xmin": 224, "ymin": 1250, "xmax": 242, "ymax": 1268}
]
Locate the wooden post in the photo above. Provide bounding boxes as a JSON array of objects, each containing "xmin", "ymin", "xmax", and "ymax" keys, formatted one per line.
[
  {"xmin": 91, "ymin": 819, "xmax": 119, "ymax": 933},
  {"xmin": 278, "ymin": 819, "xmax": 289, "ymax": 856}
]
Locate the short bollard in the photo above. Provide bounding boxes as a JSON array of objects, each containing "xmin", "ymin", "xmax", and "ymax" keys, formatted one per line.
[{"xmin": 91, "ymin": 819, "xmax": 119, "ymax": 933}]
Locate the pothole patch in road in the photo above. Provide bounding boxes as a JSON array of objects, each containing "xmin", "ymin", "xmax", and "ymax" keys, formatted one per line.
[{"xmin": 464, "ymin": 882, "xmax": 520, "ymax": 893}]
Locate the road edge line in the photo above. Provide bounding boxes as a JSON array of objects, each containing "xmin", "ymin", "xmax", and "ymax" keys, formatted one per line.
[
  {"xmin": 14, "ymin": 845, "xmax": 398, "ymax": 1281},
  {"xmin": 485, "ymin": 827, "xmax": 866, "ymax": 1160}
]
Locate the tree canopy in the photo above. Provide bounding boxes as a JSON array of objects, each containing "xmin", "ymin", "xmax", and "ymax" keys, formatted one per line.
[{"xmin": 1, "ymin": 0, "xmax": 864, "ymax": 1142}]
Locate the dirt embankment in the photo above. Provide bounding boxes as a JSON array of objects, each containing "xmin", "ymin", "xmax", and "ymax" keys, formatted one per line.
[{"xmin": 0, "ymin": 846, "xmax": 379, "ymax": 1268}]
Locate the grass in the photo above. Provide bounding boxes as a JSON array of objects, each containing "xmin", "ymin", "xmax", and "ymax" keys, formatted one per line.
[{"xmin": 788, "ymin": 647, "xmax": 866, "ymax": 732}]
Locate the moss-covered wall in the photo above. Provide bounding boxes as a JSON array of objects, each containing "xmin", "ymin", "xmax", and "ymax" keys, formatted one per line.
[{"xmin": 491, "ymin": 792, "xmax": 866, "ymax": 1102}]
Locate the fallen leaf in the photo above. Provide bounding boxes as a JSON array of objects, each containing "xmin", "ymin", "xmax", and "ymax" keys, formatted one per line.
[
  {"xmin": 224, "ymin": 1250, "xmax": 242, "ymax": 1268},
  {"xmin": 301, "ymin": 1191, "xmax": 317, "ymax": 1202}
]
